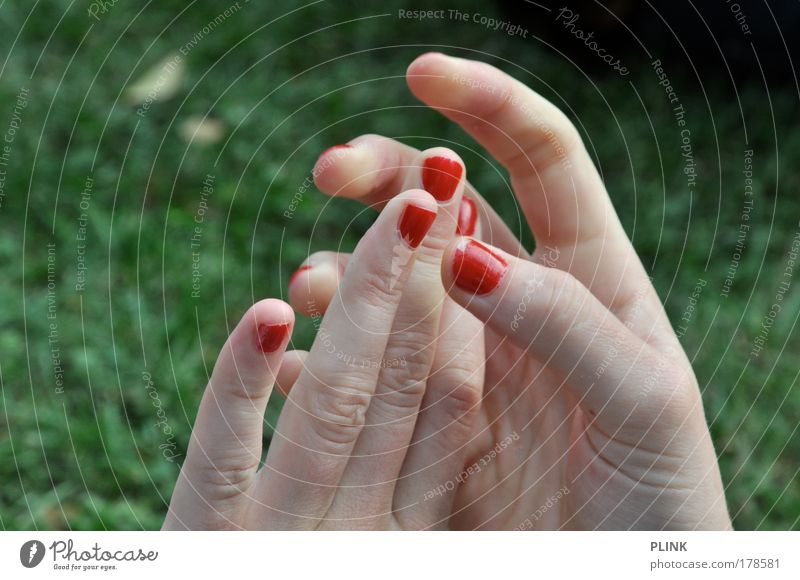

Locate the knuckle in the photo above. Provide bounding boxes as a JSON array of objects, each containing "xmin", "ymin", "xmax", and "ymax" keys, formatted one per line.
[
  {"xmin": 367, "ymin": 340, "xmax": 433, "ymax": 419},
  {"xmin": 539, "ymin": 268, "xmax": 586, "ymax": 327},
  {"xmin": 306, "ymin": 383, "xmax": 371, "ymax": 449},
  {"xmin": 440, "ymin": 379, "xmax": 483, "ymax": 422},
  {"xmin": 192, "ymin": 457, "xmax": 259, "ymax": 503},
  {"xmin": 356, "ymin": 268, "xmax": 403, "ymax": 311},
  {"xmin": 643, "ymin": 367, "xmax": 699, "ymax": 423},
  {"xmin": 214, "ymin": 375, "xmax": 270, "ymax": 405},
  {"xmin": 506, "ymin": 112, "xmax": 582, "ymax": 174},
  {"xmin": 368, "ymin": 377, "xmax": 427, "ymax": 424},
  {"xmin": 429, "ymin": 364, "xmax": 484, "ymax": 426}
]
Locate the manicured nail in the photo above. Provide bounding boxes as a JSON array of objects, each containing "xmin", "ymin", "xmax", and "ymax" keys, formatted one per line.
[
  {"xmin": 257, "ymin": 322, "xmax": 290, "ymax": 353},
  {"xmin": 320, "ymin": 144, "xmax": 352, "ymax": 158},
  {"xmin": 398, "ymin": 203, "xmax": 437, "ymax": 248},
  {"xmin": 452, "ymin": 239, "xmax": 508, "ymax": 295},
  {"xmin": 288, "ymin": 265, "xmax": 312, "ymax": 288},
  {"xmin": 422, "ymin": 156, "xmax": 463, "ymax": 202},
  {"xmin": 456, "ymin": 197, "xmax": 477, "ymax": 236}
]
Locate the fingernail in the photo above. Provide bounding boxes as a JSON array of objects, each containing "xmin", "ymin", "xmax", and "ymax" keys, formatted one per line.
[
  {"xmin": 257, "ymin": 322, "xmax": 290, "ymax": 353},
  {"xmin": 452, "ymin": 239, "xmax": 508, "ymax": 295},
  {"xmin": 320, "ymin": 144, "xmax": 351, "ymax": 156},
  {"xmin": 288, "ymin": 265, "xmax": 312, "ymax": 288},
  {"xmin": 456, "ymin": 197, "xmax": 477, "ymax": 236},
  {"xmin": 398, "ymin": 203, "xmax": 437, "ymax": 248},
  {"xmin": 422, "ymin": 156, "xmax": 463, "ymax": 202}
]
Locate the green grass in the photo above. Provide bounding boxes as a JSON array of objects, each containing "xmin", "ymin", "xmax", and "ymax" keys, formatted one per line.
[{"xmin": 0, "ymin": 0, "xmax": 798, "ymax": 530}]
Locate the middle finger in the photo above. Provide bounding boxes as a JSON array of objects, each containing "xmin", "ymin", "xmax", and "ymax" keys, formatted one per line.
[
  {"xmin": 324, "ymin": 147, "xmax": 466, "ymax": 527},
  {"xmin": 249, "ymin": 190, "xmax": 437, "ymax": 529}
]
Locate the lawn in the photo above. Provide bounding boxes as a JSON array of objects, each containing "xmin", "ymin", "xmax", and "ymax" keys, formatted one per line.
[{"xmin": 0, "ymin": 0, "xmax": 798, "ymax": 530}]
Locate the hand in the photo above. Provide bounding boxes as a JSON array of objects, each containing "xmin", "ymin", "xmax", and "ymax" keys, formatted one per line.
[
  {"xmin": 163, "ymin": 189, "xmax": 483, "ymax": 530},
  {"xmin": 164, "ymin": 190, "xmax": 463, "ymax": 529},
  {"xmin": 301, "ymin": 53, "xmax": 732, "ymax": 530}
]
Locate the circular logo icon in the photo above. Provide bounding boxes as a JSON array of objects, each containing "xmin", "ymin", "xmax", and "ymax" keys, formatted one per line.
[{"xmin": 20, "ymin": 540, "xmax": 46, "ymax": 568}]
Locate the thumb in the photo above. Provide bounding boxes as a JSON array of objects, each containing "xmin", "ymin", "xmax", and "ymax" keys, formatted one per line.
[{"xmin": 441, "ymin": 237, "xmax": 686, "ymax": 430}]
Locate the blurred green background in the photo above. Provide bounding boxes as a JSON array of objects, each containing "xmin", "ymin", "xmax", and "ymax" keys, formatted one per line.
[{"xmin": 0, "ymin": 0, "xmax": 798, "ymax": 530}]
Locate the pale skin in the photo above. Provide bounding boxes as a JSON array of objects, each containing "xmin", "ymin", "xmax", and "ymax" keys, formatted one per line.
[{"xmin": 165, "ymin": 53, "xmax": 731, "ymax": 530}]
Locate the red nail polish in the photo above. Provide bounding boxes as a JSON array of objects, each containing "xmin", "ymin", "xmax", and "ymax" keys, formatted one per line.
[
  {"xmin": 398, "ymin": 203, "xmax": 437, "ymax": 248},
  {"xmin": 456, "ymin": 197, "xmax": 477, "ymax": 236},
  {"xmin": 422, "ymin": 156, "xmax": 463, "ymax": 202},
  {"xmin": 320, "ymin": 144, "xmax": 352, "ymax": 158},
  {"xmin": 257, "ymin": 322, "xmax": 290, "ymax": 353},
  {"xmin": 452, "ymin": 240, "xmax": 508, "ymax": 295},
  {"xmin": 288, "ymin": 265, "xmax": 312, "ymax": 288}
]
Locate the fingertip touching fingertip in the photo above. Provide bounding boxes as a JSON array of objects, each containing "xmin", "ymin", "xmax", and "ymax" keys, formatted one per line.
[{"xmin": 422, "ymin": 156, "xmax": 463, "ymax": 202}]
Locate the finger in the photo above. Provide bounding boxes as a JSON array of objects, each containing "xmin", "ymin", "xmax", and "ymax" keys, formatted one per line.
[
  {"xmin": 325, "ymin": 148, "xmax": 466, "ymax": 526},
  {"xmin": 163, "ymin": 299, "xmax": 293, "ymax": 530},
  {"xmin": 275, "ymin": 350, "xmax": 308, "ymax": 397},
  {"xmin": 286, "ymin": 192, "xmax": 487, "ymax": 528},
  {"xmin": 406, "ymin": 52, "xmax": 615, "ymax": 246},
  {"xmin": 287, "ymin": 252, "xmax": 349, "ymax": 317},
  {"xmin": 313, "ymin": 134, "xmax": 525, "ymax": 257},
  {"xmin": 286, "ymin": 190, "xmax": 479, "ymax": 317},
  {"xmin": 441, "ymin": 237, "xmax": 685, "ymax": 436},
  {"xmin": 391, "ymin": 216, "xmax": 486, "ymax": 529},
  {"xmin": 285, "ymin": 195, "xmax": 478, "ymax": 315},
  {"xmin": 251, "ymin": 190, "xmax": 438, "ymax": 529},
  {"xmin": 393, "ymin": 295, "xmax": 485, "ymax": 529},
  {"xmin": 406, "ymin": 53, "xmax": 663, "ymax": 329}
]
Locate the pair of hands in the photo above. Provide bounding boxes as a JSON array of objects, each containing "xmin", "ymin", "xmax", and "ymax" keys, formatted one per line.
[{"xmin": 163, "ymin": 53, "xmax": 731, "ymax": 530}]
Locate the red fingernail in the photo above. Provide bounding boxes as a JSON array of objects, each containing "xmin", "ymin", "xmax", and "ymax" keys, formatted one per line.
[
  {"xmin": 422, "ymin": 156, "xmax": 463, "ymax": 202},
  {"xmin": 398, "ymin": 203, "xmax": 437, "ymax": 248},
  {"xmin": 452, "ymin": 240, "xmax": 508, "ymax": 295},
  {"xmin": 456, "ymin": 197, "xmax": 477, "ymax": 236},
  {"xmin": 320, "ymin": 144, "xmax": 352, "ymax": 158},
  {"xmin": 288, "ymin": 265, "xmax": 312, "ymax": 288},
  {"xmin": 257, "ymin": 322, "xmax": 290, "ymax": 353}
]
